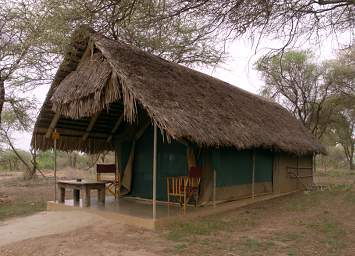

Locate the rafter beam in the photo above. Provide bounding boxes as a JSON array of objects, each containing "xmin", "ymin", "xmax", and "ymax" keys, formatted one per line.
[
  {"xmin": 107, "ymin": 113, "xmax": 124, "ymax": 142},
  {"xmin": 82, "ymin": 112, "xmax": 101, "ymax": 141},
  {"xmin": 45, "ymin": 112, "xmax": 61, "ymax": 139},
  {"xmin": 36, "ymin": 127, "xmax": 108, "ymax": 139}
]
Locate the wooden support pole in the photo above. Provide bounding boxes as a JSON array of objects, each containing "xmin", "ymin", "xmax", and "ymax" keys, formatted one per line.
[
  {"xmin": 82, "ymin": 112, "xmax": 101, "ymax": 141},
  {"xmin": 312, "ymin": 153, "xmax": 316, "ymax": 183},
  {"xmin": 297, "ymin": 155, "xmax": 300, "ymax": 189},
  {"xmin": 152, "ymin": 123, "xmax": 157, "ymax": 220},
  {"xmin": 252, "ymin": 150, "xmax": 256, "ymax": 200},
  {"xmin": 107, "ymin": 113, "xmax": 124, "ymax": 142},
  {"xmin": 114, "ymin": 151, "xmax": 120, "ymax": 199},
  {"xmin": 213, "ymin": 170, "xmax": 216, "ymax": 207},
  {"xmin": 45, "ymin": 112, "xmax": 60, "ymax": 138},
  {"xmin": 73, "ymin": 189, "xmax": 80, "ymax": 206},
  {"xmin": 54, "ymin": 131, "xmax": 57, "ymax": 202}
]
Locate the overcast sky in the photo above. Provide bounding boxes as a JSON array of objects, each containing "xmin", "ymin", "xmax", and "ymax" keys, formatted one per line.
[{"xmin": 12, "ymin": 34, "xmax": 347, "ymax": 150}]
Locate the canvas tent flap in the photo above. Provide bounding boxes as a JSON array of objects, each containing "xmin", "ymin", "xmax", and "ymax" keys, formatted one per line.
[
  {"xmin": 198, "ymin": 150, "xmax": 214, "ymax": 204},
  {"xmin": 120, "ymin": 141, "xmax": 135, "ymax": 195},
  {"xmin": 186, "ymin": 146, "xmax": 197, "ymax": 169}
]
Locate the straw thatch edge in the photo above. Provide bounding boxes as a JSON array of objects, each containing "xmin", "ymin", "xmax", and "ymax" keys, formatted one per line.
[{"xmin": 32, "ymin": 26, "xmax": 325, "ymax": 155}]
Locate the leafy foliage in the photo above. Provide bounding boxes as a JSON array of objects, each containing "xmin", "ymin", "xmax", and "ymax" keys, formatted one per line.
[
  {"xmin": 325, "ymin": 96, "xmax": 355, "ymax": 169},
  {"xmin": 256, "ymin": 50, "xmax": 333, "ymax": 139},
  {"xmin": 0, "ymin": 0, "xmax": 226, "ymax": 179},
  {"xmin": 256, "ymin": 48, "xmax": 354, "ymax": 169},
  {"xmin": 41, "ymin": 0, "xmax": 225, "ymax": 66}
]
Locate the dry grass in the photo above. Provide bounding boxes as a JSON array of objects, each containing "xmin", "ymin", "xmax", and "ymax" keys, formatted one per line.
[
  {"xmin": 0, "ymin": 168, "xmax": 94, "ymax": 221},
  {"xmin": 163, "ymin": 173, "xmax": 355, "ymax": 256},
  {"xmin": 1, "ymin": 168, "xmax": 355, "ymax": 256},
  {"xmin": 0, "ymin": 176, "xmax": 50, "ymax": 220}
]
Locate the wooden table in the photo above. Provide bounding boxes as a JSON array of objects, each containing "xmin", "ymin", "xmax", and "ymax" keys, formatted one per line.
[{"xmin": 57, "ymin": 180, "xmax": 106, "ymax": 207}]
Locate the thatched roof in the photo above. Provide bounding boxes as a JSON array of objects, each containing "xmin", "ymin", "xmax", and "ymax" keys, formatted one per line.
[{"xmin": 32, "ymin": 26, "xmax": 324, "ymax": 155}]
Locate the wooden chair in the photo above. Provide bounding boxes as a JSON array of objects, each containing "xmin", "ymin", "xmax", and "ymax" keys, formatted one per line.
[
  {"xmin": 166, "ymin": 167, "xmax": 202, "ymax": 209},
  {"xmin": 96, "ymin": 164, "xmax": 120, "ymax": 199},
  {"xmin": 186, "ymin": 166, "xmax": 202, "ymax": 206}
]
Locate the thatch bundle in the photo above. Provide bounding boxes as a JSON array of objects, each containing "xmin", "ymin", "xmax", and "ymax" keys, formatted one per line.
[{"xmin": 32, "ymin": 26, "xmax": 324, "ymax": 155}]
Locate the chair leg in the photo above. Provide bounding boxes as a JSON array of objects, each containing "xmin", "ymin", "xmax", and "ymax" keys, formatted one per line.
[
  {"xmin": 73, "ymin": 189, "xmax": 80, "ymax": 206},
  {"xmin": 183, "ymin": 191, "xmax": 187, "ymax": 211},
  {"xmin": 167, "ymin": 178, "xmax": 170, "ymax": 205},
  {"xmin": 59, "ymin": 187, "xmax": 65, "ymax": 203},
  {"xmin": 83, "ymin": 187, "xmax": 91, "ymax": 207},
  {"xmin": 98, "ymin": 188, "xmax": 105, "ymax": 206}
]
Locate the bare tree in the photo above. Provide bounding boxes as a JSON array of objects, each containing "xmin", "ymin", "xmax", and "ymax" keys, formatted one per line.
[
  {"xmin": 169, "ymin": 0, "xmax": 354, "ymax": 51},
  {"xmin": 0, "ymin": 107, "xmax": 41, "ymax": 179}
]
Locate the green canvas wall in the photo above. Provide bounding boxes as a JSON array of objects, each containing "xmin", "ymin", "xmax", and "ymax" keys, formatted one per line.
[
  {"xmin": 255, "ymin": 149, "xmax": 273, "ymax": 183},
  {"xmin": 115, "ymin": 127, "xmax": 273, "ymax": 200},
  {"xmin": 115, "ymin": 126, "xmax": 188, "ymax": 200},
  {"xmin": 212, "ymin": 148, "xmax": 273, "ymax": 187}
]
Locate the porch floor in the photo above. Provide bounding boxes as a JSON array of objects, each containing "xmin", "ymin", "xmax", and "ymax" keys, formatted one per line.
[
  {"xmin": 47, "ymin": 192, "xmax": 296, "ymax": 229},
  {"xmin": 52, "ymin": 196, "xmax": 194, "ymax": 219}
]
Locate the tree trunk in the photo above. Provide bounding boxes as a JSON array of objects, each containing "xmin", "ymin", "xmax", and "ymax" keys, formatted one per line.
[
  {"xmin": 23, "ymin": 167, "xmax": 36, "ymax": 180},
  {"xmin": 100, "ymin": 153, "xmax": 106, "ymax": 163},
  {"xmin": 2, "ymin": 128, "xmax": 36, "ymax": 179},
  {"xmin": 0, "ymin": 75, "xmax": 5, "ymax": 124},
  {"xmin": 349, "ymin": 145, "xmax": 355, "ymax": 170},
  {"xmin": 72, "ymin": 153, "xmax": 77, "ymax": 168},
  {"xmin": 8, "ymin": 160, "xmax": 12, "ymax": 171}
]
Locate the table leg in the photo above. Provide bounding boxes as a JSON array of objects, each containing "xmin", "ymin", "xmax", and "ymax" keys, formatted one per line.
[
  {"xmin": 83, "ymin": 187, "xmax": 91, "ymax": 207},
  {"xmin": 98, "ymin": 187, "xmax": 105, "ymax": 206},
  {"xmin": 73, "ymin": 189, "xmax": 80, "ymax": 206},
  {"xmin": 59, "ymin": 187, "xmax": 65, "ymax": 203}
]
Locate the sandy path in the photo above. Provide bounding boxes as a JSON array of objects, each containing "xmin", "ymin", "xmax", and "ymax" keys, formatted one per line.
[
  {"xmin": 0, "ymin": 211, "xmax": 108, "ymax": 247},
  {"xmin": 0, "ymin": 214, "xmax": 171, "ymax": 256}
]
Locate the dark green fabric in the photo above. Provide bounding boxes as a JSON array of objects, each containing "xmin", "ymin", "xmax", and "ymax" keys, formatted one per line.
[
  {"xmin": 117, "ymin": 126, "xmax": 188, "ymax": 200},
  {"xmin": 212, "ymin": 148, "xmax": 253, "ymax": 187},
  {"xmin": 255, "ymin": 149, "xmax": 273, "ymax": 182},
  {"xmin": 118, "ymin": 141, "xmax": 133, "ymax": 172},
  {"xmin": 114, "ymin": 127, "xmax": 273, "ymax": 200},
  {"xmin": 212, "ymin": 148, "xmax": 273, "ymax": 187},
  {"xmin": 130, "ymin": 127, "xmax": 153, "ymax": 199}
]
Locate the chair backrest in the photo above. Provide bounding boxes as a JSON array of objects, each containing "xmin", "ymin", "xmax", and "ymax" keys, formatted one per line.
[
  {"xmin": 167, "ymin": 176, "xmax": 186, "ymax": 195},
  {"xmin": 189, "ymin": 166, "xmax": 202, "ymax": 178},
  {"xmin": 97, "ymin": 164, "xmax": 116, "ymax": 174}
]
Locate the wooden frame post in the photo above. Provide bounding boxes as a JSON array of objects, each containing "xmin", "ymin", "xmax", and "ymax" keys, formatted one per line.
[
  {"xmin": 107, "ymin": 113, "xmax": 124, "ymax": 142},
  {"xmin": 114, "ymin": 151, "xmax": 120, "ymax": 199},
  {"xmin": 312, "ymin": 152, "xmax": 316, "ymax": 183},
  {"xmin": 54, "ymin": 130, "xmax": 57, "ymax": 202},
  {"xmin": 45, "ymin": 112, "xmax": 60, "ymax": 139},
  {"xmin": 82, "ymin": 112, "xmax": 101, "ymax": 141},
  {"xmin": 252, "ymin": 150, "xmax": 256, "ymax": 200},
  {"xmin": 213, "ymin": 170, "xmax": 216, "ymax": 207},
  {"xmin": 297, "ymin": 155, "xmax": 300, "ymax": 189},
  {"xmin": 152, "ymin": 123, "xmax": 157, "ymax": 220}
]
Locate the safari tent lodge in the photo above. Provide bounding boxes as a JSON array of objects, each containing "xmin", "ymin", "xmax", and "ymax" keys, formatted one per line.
[{"xmin": 32, "ymin": 27, "xmax": 324, "ymax": 227}]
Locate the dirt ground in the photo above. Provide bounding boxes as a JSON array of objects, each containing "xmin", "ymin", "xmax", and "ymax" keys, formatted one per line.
[
  {"xmin": 0, "ymin": 219, "xmax": 171, "ymax": 256},
  {"xmin": 0, "ymin": 211, "xmax": 109, "ymax": 247},
  {"xmin": 0, "ymin": 168, "xmax": 354, "ymax": 256}
]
